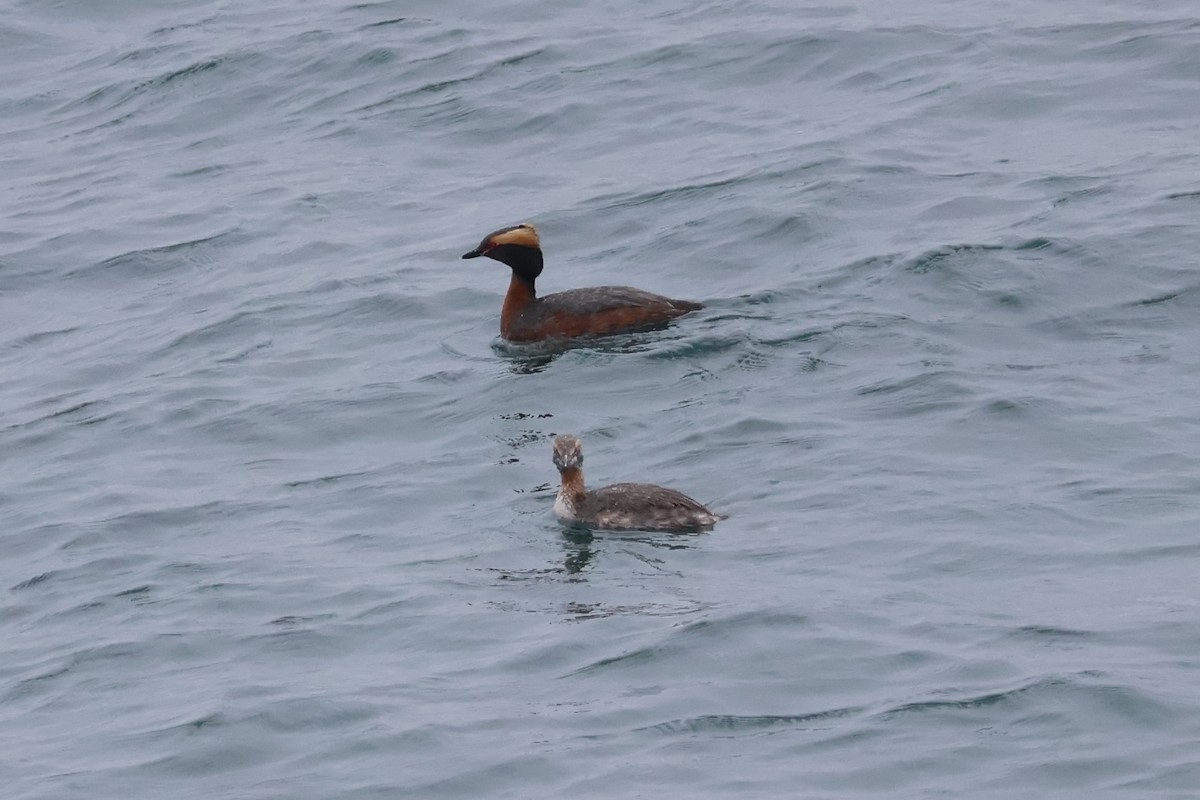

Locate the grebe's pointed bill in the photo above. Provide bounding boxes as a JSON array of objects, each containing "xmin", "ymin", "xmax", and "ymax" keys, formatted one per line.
[{"xmin": 461, "ymin": 245, "xmax": 486, "ymax": 259}]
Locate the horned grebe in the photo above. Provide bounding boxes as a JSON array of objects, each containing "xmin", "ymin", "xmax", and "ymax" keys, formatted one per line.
[
  {"xmin": 551, "ymin": 434, "xmax": 723, "ymax": 532},
  {"xmin": 461, "ymin": 224, "xmax": 702, "ymax": 342}
]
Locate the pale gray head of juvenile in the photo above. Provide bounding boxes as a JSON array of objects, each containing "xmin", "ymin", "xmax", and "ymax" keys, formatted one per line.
[{"xmin": 552, "ymin": 434, "xmax": 584, "ymax": 473}]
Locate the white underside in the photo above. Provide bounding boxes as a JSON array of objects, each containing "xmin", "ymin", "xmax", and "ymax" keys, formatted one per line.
[{"xmin": 553, "ymin": 489, "xmax": 577, "ymax": 521}]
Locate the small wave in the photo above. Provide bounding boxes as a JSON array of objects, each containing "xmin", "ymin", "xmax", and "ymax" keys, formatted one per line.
[
  {"xmin": 644, "ymin": 706, "xmax": 864, "ymax": 735},
  {"xmin": 878, "ymin": 673, "xmax": 1179, "ymax": 729},
  {"xmin": 66, "ymin": 230, "xmax": 242, "ymax": 281},
  {"xmin": 565, "ymin": 610, "xmax": 811, "ymax": 677}
]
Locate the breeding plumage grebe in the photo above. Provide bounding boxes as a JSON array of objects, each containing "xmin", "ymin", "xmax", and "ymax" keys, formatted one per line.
[
  {"xmin": 551, "ymin": 434, "xmax": 723, "ymax": 532},
  {"xmin": 461, "ymin": 223, "xmax": 702, "ymax": 342}
]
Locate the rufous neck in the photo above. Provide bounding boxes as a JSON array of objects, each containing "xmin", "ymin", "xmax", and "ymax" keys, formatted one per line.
[
  {"xmin": 558, "ymin": 467, "xmax": 585, "ymax": 497},
  {"xmin": 501, "ymin": 273, "xmax": 537, "ymax": 334}
]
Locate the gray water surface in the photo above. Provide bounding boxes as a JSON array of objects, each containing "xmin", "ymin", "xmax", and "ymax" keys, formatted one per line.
[{"xmin": 3, "ymin": 1, "xmax": 1199, "ymax": 797}]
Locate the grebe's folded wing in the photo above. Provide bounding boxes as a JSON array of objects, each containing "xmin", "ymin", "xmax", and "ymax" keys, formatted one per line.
[{"xmin": 539, "ymin": 286, "xmax": 701, "ymax": 314}]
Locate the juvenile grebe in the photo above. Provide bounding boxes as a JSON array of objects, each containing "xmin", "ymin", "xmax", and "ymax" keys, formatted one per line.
[
  {"xmin": 551, "ymin": 434, "xmax": 723, "ymax": 532},
  {"xmin": 461, "ymin": 224, "xmax": 702, "ymax": 342}
]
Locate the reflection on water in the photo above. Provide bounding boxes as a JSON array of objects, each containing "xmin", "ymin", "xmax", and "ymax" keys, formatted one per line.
[
  {"xmin": 560, "ymin": 531, "xmax": 597, "ymax": 574},
  {"xmin": 560, "ymin": 526, "xmax": 704, "ymax": 548},
  {"xmin": 493, "ymin": 327, "xmax": 683, "ymax": 373},
  {"xmin": 488, "ymin": 528, "xmax": 700, "ymax": 585}
]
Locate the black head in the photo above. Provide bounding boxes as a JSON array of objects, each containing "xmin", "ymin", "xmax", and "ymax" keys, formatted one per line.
[{"xmin": 461, "ymin": 223, "xmax": 544, "ymax": 283}]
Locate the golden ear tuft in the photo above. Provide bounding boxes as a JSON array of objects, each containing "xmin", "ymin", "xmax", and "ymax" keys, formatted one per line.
[{"xmin": 491, "ymin": 223, "xmax": 541, "ymax": 250}]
